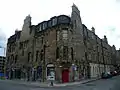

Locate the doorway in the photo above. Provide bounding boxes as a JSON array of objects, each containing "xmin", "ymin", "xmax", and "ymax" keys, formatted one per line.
[{"xmin": 62, "ymin": 69, "xmax": 69, "ymax": 83}]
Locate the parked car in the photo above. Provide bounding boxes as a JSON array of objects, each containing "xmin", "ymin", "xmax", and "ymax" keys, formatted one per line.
[
  {"xmin": 116, "ymin": 70, "xmax": 120, "ymax": 75},
  {"xmin": 110, "ymin": 71, "xmax": 117, "ymax": 76},
  {"xmin": 101, "ymin": 72, "xmax": 112, "ymax": 79}
]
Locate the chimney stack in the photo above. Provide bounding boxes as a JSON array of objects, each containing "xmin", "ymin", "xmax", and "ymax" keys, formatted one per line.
[{"xmin": 91, "ymin": 27, "xmax": 95, "ymax": 33}]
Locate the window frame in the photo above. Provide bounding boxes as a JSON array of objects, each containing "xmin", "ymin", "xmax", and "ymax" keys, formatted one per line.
[{"xmin": 62, "ymin": 30, "xmax": 68, "ymax": 40}]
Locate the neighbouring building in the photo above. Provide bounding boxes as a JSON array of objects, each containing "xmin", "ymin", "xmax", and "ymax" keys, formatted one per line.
[
  {"xmin": 6, "ymin": 4, "xmax": 120, "ymax": 83},
  {"xmin": 0, "ymin": 56, "xmax": 5, "ymax": 73}
]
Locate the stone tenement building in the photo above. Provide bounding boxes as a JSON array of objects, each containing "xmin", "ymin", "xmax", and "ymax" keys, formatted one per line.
[{"xmin": 6, "ymin": 4, "xmax": 120, "ymax": 83}]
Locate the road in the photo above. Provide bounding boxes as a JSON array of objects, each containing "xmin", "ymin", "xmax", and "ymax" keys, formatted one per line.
[{"xmin": 0, "ymin": 76, "xmax": 120, "ymax": 90}]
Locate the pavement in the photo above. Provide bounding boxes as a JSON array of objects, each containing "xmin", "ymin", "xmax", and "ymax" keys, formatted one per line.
[
  {"xmin": 0, "ymin": 76, "xmax": 120, "ymax": 90},
  {"xmin": 0, "ymin": 78, "xmax": 99, "ymax": 87}
]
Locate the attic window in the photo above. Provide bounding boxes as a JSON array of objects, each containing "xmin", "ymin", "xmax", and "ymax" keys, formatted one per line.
[
  {"xmin": 39, "ymin": 24, "xmax": 42, "ymax": 31},
  {"xmin": 52, "ymin": 18, "xmax": 57, "ymax": 26},
  {"xmin": 43, "ymin": 22, "xmax": 47, "ymax": 30}
]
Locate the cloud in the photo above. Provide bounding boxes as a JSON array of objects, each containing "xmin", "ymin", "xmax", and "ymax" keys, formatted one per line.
[
  {"xmin": 0, "ymin": 31, "xmax": 6, "ymax": 41},
  {"xmin": 116, "ymin": 0, "xmax": 120, "ymax": 2},
  {"xmin": 0, "ymin": 0, "xmax": 120, "ymax": 51},
  {"xmin": 108, "ymin": 27, "xmax": 116, "ymax": 32}
]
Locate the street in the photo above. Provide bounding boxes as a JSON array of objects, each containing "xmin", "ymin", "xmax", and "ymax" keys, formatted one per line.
[{"xmin": 0, "ymin": 76, "xmax": 120, "ymax": 90}]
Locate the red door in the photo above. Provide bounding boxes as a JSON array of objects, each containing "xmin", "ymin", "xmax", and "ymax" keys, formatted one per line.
[{"xmin": 62, "ymin": 69, "xmax": 69, "ymax": 83}]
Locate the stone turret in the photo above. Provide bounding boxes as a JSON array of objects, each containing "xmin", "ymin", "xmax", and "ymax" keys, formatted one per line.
[
  {"xmin": 20, "ymin": 14, "xmax": 32, "ymax": 40},
  {"xmin": 71, "ymin": 3, "xmax": 83, "ymax": 34},
  {"xmin": 23, "ymin": 14, "xmax": 31, "ymax": 26}
]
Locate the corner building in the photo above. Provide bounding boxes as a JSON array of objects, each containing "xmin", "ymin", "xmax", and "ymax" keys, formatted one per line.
[{"xmin": 6, "ymin": 4, "xmax": 117, "ymax": 83}]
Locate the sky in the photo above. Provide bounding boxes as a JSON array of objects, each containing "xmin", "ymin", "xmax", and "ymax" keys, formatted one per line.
[{"xmin": 0, "ymin": 0, "xmax": 120, "ymax": 56}]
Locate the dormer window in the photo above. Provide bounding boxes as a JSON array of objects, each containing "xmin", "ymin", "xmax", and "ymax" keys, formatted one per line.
[
  {"xmin": 39, "ymin": 24, "xmax": 42, "ymax": 31},
  {"xmin": 52, "ymin": 18, "xmax": 57, "ymax": 26},
  {"xmin": 48, "ymin": 20, "xmax": 52, "ymax": 27},
  {"xmin": 43, "ymin": 22, "xmax": 47, "ymax": 30}
]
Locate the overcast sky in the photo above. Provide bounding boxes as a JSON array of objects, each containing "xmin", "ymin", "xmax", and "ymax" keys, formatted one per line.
[{"xmin": 0, "ymin": 0, "xmax": 120, "ymax": 56}]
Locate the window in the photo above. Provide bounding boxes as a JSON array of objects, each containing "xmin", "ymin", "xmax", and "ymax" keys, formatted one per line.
[
  {"xmin": 36, "ymin": 38, "xmax": 40, "ymax": 45},
  {"xmin": 48, "ymin": 20, "xmax": 52, "ymax": 27},
  {"xmin": 43, "ymin": 22, "xmax": 47, "ymax": 30},
  {"xmin": 22, "ymin": 50, "xmax": 24, "ymax": 56},
  {"xmin": 71, "ymin": 47, "xmax": 74, "ymax": 60},
  {"xmin": 62, "ymin": 30, "xmax": 68, "ymax": 40},
  {"xmin": 85, "ymin": 52, "xmax": 87, "ymax": 60},
  {"xmin": 40, "ymin": 50, "xmax": 44, "ymax": 61},
  {"xmin": 57, "ymin": 31, "xmax": 60, "ymax": 41},
  {"xmin": 19, "ymin": 42, "xmax": 22, "ymax": 49},
  {"xmin": 29, "ymin": 27, "xmax": 32, "ymax": 34},
  {"xmin": 84, "ymin": 29, "xmax": 88, "ymax": 37},
  {"xmin": 36, "ymin": 51, "xmax": 39, "ymax": 61},
  {"xmin": 7, "ymin": 56, "xmax": 10, "ymax": 64},
  {"xmin": 11, "ymin": 55, "xmax": 14, "ymax": 64},
  {"xmin": 63, "ymin": 46, "xmax": 68, "ymax": 60},
  {"xmin": 92, "ymin": 33, "xmax": 95, "ymax": 40},
  {"xmin": 28, "ymin": 52, "xmax": 31, "ymax": 62},
  {"xmin": 56, "ymin": 47, "xmax": 59, "ymax": 59},
  {"xmin": 74, "ymin": 20, "xmax": 77, "ymax": 28},
  {"xmin": 41, "ymin": 37, "xmax": 44, "ymax": 44},
  {"xmin": 15, "ymin": 55, "xmax": 18, "ymax": 63},
  {"xmin": 52, "ymin": 18, "xmax": 57, "ymax": 26},
  {"xmin": 39, "ymin": 24, "xmax": 42, "ymax": 31}
]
